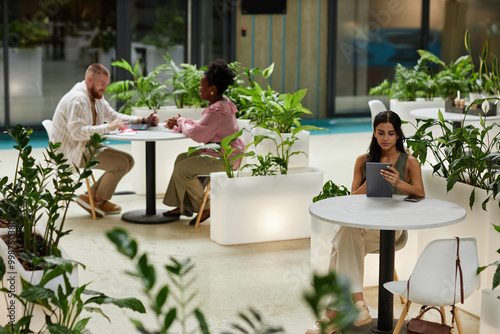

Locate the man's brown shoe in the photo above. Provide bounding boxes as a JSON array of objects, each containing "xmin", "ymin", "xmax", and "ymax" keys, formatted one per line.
[
  {"xmin": 75, "ymin": 194, "xmax": 104, "ymax": 218},
  {"xmin": 98, "ymin": 200, "xmax": 122, "ymax": 214}
]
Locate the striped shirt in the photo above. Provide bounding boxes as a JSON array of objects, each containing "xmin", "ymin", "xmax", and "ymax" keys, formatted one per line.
[{"xmin": 50, "ymin": 81, "xmax": 140, "ymax": 166}]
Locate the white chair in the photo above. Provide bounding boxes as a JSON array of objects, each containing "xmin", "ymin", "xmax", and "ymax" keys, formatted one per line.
[
  {"xmin": 368, "ymin": 100, "xmax": 387, "ymax": 127},
  {"xmin": 42, "ymin": 119, "xmax": 98, "ymax": 220},
  {"xmin": 384, "ymin": 237, "xmax": 480, "ymax": 334}
]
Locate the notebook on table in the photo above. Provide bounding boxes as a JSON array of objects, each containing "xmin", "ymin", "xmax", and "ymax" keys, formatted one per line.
[{"xmin": 366, "ymin": 162, "xmax": 393, "ymax": 198}]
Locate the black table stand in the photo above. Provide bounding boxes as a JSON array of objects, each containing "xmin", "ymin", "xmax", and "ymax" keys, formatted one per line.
[{"xmin": 122, "ymin": 141, "xmax": 178, "ymax": 224}]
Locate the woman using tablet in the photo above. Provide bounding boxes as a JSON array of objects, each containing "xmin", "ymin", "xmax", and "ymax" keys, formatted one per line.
[{"xmin": 306, "ymin": 110, "xmax": 424, "ymax": 334}]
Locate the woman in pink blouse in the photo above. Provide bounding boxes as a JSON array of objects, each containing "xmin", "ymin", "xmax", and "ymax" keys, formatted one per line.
[{"xmin": 162, "ymin": 59, "xmax": 244, "ymax": 225}]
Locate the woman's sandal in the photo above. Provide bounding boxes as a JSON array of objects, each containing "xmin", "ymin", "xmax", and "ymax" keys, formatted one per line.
[{"xmin": 189, "ymin": 209, "xmax": 210, "ymax": 225}]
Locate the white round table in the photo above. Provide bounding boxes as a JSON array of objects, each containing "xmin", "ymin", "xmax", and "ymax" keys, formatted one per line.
[
  {"xmin": 309, "ymin": 194, "xmax": 466, "ymax": 333},
  {"xmin": 106, "ymin": 124, "xmax": 185, "ymax": 224},
  {"xmin": 410, "ymin": 107, "xmax": 500, "ymax": 128}
]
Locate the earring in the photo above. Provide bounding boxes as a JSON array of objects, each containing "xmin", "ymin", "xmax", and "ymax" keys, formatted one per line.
[{"xmin": 210, "ymin": 91, "xmax": 214, "ymax": 95}]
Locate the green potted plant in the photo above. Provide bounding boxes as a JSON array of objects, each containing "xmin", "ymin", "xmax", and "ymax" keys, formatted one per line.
[
  {"xmin": 406, "ymin": 102, "xmax": 500, "ymax": 316},
  {"xmin": 107, "ymin": 58, "xmax": 172, "ymax": 115},
  {"xmin": 465, "ymin": 30, "xmax": 500, "ymax": 116},
  {"xmin": 369, "ymin": 49, "xmax": 447, "ymax": 136},
  {"xmin": 163, "ymin": 54, "xmax": 207, "ymax": 110},
  {"xmin": 0, "ymin": 125, "xmax": 104, "ymax": 330}
]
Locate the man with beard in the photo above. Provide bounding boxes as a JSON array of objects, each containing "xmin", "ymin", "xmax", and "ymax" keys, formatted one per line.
[{"xmin": 51, "ymin": 63, "xmax": 159, "ymax": 217}]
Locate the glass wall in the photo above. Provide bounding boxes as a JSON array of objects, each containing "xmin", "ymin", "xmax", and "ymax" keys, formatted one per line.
[
  {"xmin": 1, "ymin": 0, "xmax": 117, "ymax": 127},
  {"xmin": 131, "ymin": 0, "xmax": 187, "ymax": 76},
  {"xmin": 0, "ymin": 0, "xmax": 237, "ymax": 128},
  {"xmin": 334, "ymin": 0, "xmax": 500, "ymax": 116}
]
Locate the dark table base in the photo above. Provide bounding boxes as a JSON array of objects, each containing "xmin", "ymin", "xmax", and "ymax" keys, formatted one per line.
[
  {"xmin": 349, "ymin": 319, "xmax": 406, "ymax": 333},
  {"xmin": 121, "ymin": 210, "xmax": 178, "ymax": 224}
]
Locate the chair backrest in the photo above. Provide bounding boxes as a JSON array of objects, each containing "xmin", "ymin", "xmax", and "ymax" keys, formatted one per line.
[
  {"xmin": 368, "ymin": 100, "xmax": 387, "ymax": 127},
  {"xmin": 42, "ymin": 119, "xmax": 53, "ymax": 138},
  {"xmin": 408, "ymin": 237, "xmax": 480, "ymax": 306}
]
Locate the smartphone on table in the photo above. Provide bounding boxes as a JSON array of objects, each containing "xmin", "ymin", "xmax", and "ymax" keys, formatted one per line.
[{"xmin": 404, "ymin": 195, "xmax": 425, "ymax": 202}]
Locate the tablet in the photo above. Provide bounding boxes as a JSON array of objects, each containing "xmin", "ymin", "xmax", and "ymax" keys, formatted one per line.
[
  {"xmin": 366, "ymin": 162, "xmax": 393, "ymax": 198},
  {"xmin": 127, "ymin": 123, "xmax": 148, "ymax": 130}
]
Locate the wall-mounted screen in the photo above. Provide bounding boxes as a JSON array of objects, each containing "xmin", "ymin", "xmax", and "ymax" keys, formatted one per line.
[{"xmin": 241, "ymin": 0, "xmax": 287, "ymax": 15}]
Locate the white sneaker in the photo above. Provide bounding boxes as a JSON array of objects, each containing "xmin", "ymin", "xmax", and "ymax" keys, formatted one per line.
[
  {"xmin": 353, "ymin": 301, "xmax": 373, "ymax": 327},
  {"xmin": 305, "ymin": 316, "xmax": 338, "ymax": 334}
]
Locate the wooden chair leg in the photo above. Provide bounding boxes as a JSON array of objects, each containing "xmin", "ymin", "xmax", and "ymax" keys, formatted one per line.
[
  {"xmin": 440, "ymin": 306, "xmax": 446, "ymax": 323},
  {"xmin": 453, "ymin": 307, "xmax": 464, "ymax": 334},
  {"xmin": 393, "ymin": 301, "xmax": 411, "ymax": 334},
  {"xmin": 195, "ymin": 180, "xmax": 210, "ymax": 228},
  {"xmin": 85, "ymin": 178, "xmax": 97, "ymax": 220},
  {"xmin": 393, "ymin": 269, "xmax": 405, "ymax": 304}
]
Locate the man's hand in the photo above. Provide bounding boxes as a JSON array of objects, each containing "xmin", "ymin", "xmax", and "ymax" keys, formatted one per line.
[
  {"xmin": 109, "ymin": 119, "xmax": 125, "ymax": 131},
  {"xmin": 144, "ymin": 110, "xmax": 160, "ymax": 126}
]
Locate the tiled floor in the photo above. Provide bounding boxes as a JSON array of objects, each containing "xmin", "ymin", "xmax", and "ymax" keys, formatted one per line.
[{"xmin": 0, "ymin": 132, "xmax": 480, "ymax": 333}]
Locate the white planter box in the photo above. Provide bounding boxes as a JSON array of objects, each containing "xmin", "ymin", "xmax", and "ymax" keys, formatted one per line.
[
  {"xmin": 0, "ymin": 228, "xmax": 78, "ymax": 331},
  {"xmin": 390, "ymin": 98, "xmax": 445, "ymax": 137},
  {"xmin": 0, "ymin": 47, "xmax": 43, "ymax": 97},
  {"xmin": 211, "ymin": 167, "xmax": 323, "ymax": 245},
  {"xmin": 480, "ymin": 288, "xmax": 500, "ymax": 334},
  {"xmin": 420, "ymin": 170, "xmax": 500, "ymax": 316},
  {"xmin": 310, "ymin": 217, "xmax": 418, "ymax": 286}
]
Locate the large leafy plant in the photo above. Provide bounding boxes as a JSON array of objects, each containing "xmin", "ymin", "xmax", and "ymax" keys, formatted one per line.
[
  {"xmin": 369, "ymin": 50, "xmax": 439, "ymax": 101},
  {"xmin": 465, "ymin": 30, "xmax": 500, "ymax": 96},
  {"xmin": 226, "ymin": 62, "xmax": 275, "ymax": 118},
  {"xmin": 407, "ymin": 100, "xmax": 500, "ymax": 209},
  {"xmin": 163, "ymin": 54, "xmax": 207, "ymax": 108},
  {"xmin": 107, "ymin": 59, "xmax": 171, "ymax": 115},
  {"xmin": 0, "ymin": 126, "xmax": 103, "ymax": 261}
]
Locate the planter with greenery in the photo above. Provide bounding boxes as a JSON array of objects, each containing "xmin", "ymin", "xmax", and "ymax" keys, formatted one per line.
[
  {"xmin": 188, "ymin": 130, "xmax": 323, "ymax": 245},
  {"xmin": 407, "ymin": 104, "xmax": 500, "ymax": 316},
  {"xmin": 0, "ymin": 125, "xmax": 105, "ymax": 330}
]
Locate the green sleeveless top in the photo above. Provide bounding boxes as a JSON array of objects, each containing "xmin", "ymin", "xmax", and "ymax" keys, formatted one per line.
[{"xmin": 362, "ymin": 152, "xmax": 409, "ymax": 195}]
